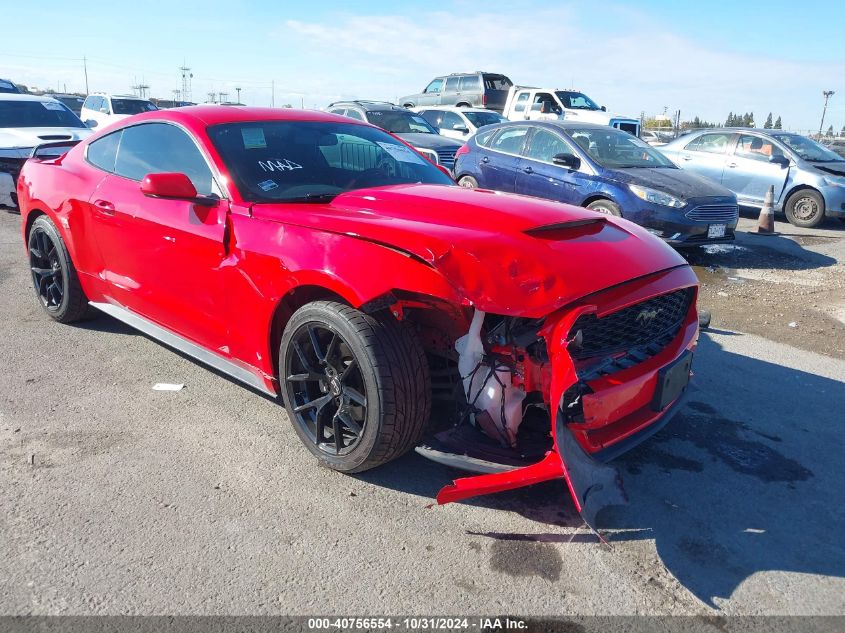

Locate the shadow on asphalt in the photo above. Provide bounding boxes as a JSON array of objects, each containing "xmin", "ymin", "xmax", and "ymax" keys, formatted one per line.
[
  {"xmin": 356, "ymin": 333, "xmax": 845, "ymax": 607},
  {"xmin": 681, "ymin": 231, "xmax": 837, "ymax": 272}
]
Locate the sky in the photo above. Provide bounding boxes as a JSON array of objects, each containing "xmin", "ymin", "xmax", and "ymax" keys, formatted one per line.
[{"xmin": 2, "ymin": 0, "xmax": 843, "ymax": 131}]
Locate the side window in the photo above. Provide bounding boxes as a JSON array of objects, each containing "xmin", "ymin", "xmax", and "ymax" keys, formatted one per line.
[
  {"xmin": 490, "ymin": 127, "xmax": 529, "ymax": 155},
  {"xmin": 82, "ymin": 96, "xmax": 95, "ymax": 111},
  {"xmin": 100, "ymin": 98, "xmax": 110, "ymax": 114},
  {"xmin": 444, "ymin": 77, "xmax": 460, "ymax": 93},
  {"xmin": 328, "ymin": 108, "xmax": 347, "ymax": 116},
  {"xmin": 525, "ymin": 128, "xmax": 571, "ymax": 163},
  {"xmin": 735, "ymin": 134, "xmax": 784, "ymax": 161},
  {"xmin": 424, "ymin": 78, "xmax": 444, "ymax": 94},
  {"xmin": 532, "ymin": 93, "xmax": 559, "ymax": 115},
  {"xmin": 345, "ymin": 109, "xmax": 365, "ymax": 121},
  {"xmin": 684, "ymin": 133, "xmax": 731, "ymax": 154},
  {"xmin": 475, "ymin": 128, "xmax": 497, "ymax": 148},
  {"xmin": 459, "ymin": 76, "xmax": 481, "ymax": 92},
  {"xmin": 114, "ymin": 123, "xmax": 214, "ymax": 195},
  {"xmin": 513, "ymin": 92, "xmax": 530, "ymax": 113},
  {"xmin": 439, "ymin": 111, "xmax": 464, "ymax": 131},
  {"xmin": 86, "ymin": 130, "xmax": 122, "ymax": 173}
]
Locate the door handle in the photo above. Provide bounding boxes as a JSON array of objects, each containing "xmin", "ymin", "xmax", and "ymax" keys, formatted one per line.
[
  {"xmin": 481, "ymin": 156, "xmax": 489, "ymax": 163},
  {"xmin": 522, "ymin": 166, "xmax": 534, "ymax": 174},
  {"xmin": 727, "ymin": 162, "xmax": 738, "ymax": 168},
  {"xmin": 681, "ymin": 156, "xmax": 693, "ymax": 161},
  {"xmin": 93, "ymin": 199, "xmax": 115, "ymax": 216}
]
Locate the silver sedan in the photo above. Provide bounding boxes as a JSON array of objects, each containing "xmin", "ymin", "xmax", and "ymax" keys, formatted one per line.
[{"xmin": 659, "ymin": 129, "xmax": 845, "ymax": 227}]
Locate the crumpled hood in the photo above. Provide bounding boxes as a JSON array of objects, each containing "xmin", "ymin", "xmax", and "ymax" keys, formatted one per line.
[
  {"xmin": 604, "ymin": 166, "xmax": 735, "ymax": 200},
  {"xmin": 253, "ymin": 184, "xmax": 688, "ymax": 317},
  {"xmin": 0, "ymin": 126, "xmax": 91, "ymax": 150},
  {"xmin": 812, "ymin": 161, "xmax": 845, "ymax": 177}
]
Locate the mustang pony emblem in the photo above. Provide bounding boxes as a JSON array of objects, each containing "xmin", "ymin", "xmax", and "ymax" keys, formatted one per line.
[{"xmin": 636, "ymin": 308, "xmax": 661, "ymax": 325}]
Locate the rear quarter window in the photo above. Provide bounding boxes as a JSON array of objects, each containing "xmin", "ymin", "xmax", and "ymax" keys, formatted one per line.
[{"xmin": 86, "ymin": 130, "xmax": 122, "ymax": 173}]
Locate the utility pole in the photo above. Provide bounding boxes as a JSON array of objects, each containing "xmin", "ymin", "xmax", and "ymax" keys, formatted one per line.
[
  {"xmin": 235, "ymin": 87, "xmax": 241, "ymax": 104},
  {"xmin": 271, "ymin": 80, "xmax": 275, "ymax": 108},
  {"xmin": 172, "ymin": 89, "xmax": 181, "ymax": 104},
  {"xmin": 819, "ymin": 90, "xmax": 835, "ymax": 139},
  {"xmin": 180, "ymin": 64, "xmax": 192, "ymax": 103},
  {"xmin": 83, "ymin": 56, "xmax": 89, "ymax": 95},
  {"xmin": 219, "ymin": 92, "xmax": 228, "ymax": 103},
  {"xmin": 207, "ymin": 92, "xmax": 216, "ymax": 104}
]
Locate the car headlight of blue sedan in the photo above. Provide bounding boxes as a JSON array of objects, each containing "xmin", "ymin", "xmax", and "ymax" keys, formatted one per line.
[{"xmin": 629, "ymin": 184, "xmax": 685, "ymax": 208}]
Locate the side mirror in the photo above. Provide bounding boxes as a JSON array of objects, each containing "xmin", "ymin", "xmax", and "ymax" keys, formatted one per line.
[
  {"xmin": 600, "ymin": 105, "xmax": 607, "ymax": 112},
  {"xmin": 140, "ymin": 172, "xmax": 218, "ymax": 206},
  {"xmin": 769, "ymin": 154, "xmax": 789, "ymax": 168},
  {"xmin": 84, "ymin": 119, "xmax": 98, "ymax": 128},
  {"xmin": 453, "ymin": 124, "xmax": 470, "ymax": 133},
  {"xmin": 552, "ymin": 152, "xmax": 581, "ymax": 170}
]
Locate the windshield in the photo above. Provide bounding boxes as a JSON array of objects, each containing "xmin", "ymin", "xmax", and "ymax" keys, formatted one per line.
[
  {"xmin": 771, "ymin": 133, "xmax": 844, "ymax": 163},
  {"xmin": 568, "ymin": 127, "xmax": 676, "ymax": 168},
  {"xmin": 364, "ymin": 110, "xmax": 438, "ymax": 134},
  {"xmin": 464, "ymin": 111, "xmax": 507, "ymax": 128},
  {"xmin": 555, "ymin": 91, "xmax": 600, "ymax": 111},
  {"xmin": 0, "ymin": 80, "xmax": 20, "ymax": 94},
  {"xmin": 112, "ymin": 99, "xmax": 158, "ymax": 115},
  {"xmin": 207, "ymin": 120, "xmax": 453, "ymax": 203},
  {"xmin": 0, "ymin": 99, "xmax": 85, "ymax": 129}
]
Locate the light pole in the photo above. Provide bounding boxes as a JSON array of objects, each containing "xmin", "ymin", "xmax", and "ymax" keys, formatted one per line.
[
  {"xmin": 235, "ymin": 87, "xmax": 241, "ymax": 104},
  {"xmin": 819, "ymin": 90, "xmax": 835, "ymax": 138}
]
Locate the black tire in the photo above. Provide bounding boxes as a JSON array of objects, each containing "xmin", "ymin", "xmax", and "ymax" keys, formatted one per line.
[
  {"xmin": 784, "ymin": 189, "xmax": 825, "ymax": 228},
  {"xmin": 279, "ymin": 301, "xmax": 431, "ymax": 473},
  {"xmin": 27, "ymin": 215, "xmax": 89, "ymax": 323},
  {"xmin": 458, "ymin": 175, "xmax": 478, "ymax": 189},
  {"xmin": 586, "ymin": 199, "xmax": 622, "ymax": 217},
  {"xmin": 456, "ymin": 103, "xmax": 471, "ymax": 108}
]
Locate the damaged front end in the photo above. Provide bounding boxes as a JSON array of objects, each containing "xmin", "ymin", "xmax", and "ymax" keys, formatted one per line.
[{"xmin": 415, "ymin": 266, "xmax": 699, "ymax": 532}]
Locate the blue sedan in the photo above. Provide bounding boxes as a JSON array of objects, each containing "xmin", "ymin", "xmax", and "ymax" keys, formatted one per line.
[
  {"xmin": 454, "ymin": 121, "xmax": 739, "ymax": 247},
  {"xmin": 660, "ymin": 128, "xmax": 845, "ymax": 228}
]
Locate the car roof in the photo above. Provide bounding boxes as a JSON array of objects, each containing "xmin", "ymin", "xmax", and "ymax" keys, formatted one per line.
[
  {"xmin": 497, "ymin": 120, "xmax": 612, "ymax": 132},
  {"xmin": 417, "ymin": 106, "xmax": 496, "ymax": 113},
  {"xmin": 115, "ymin": 106, "xmax": 360, "ymax": 128},
  {"xmin": 0, "ymin": 93, "xmax": 61, "ymax": 103},
  {"xmin": 330, "ymin": 101, "xmax": 403, "ymax": 112}
]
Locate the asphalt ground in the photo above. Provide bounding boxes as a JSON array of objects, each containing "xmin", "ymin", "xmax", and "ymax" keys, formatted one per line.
[{"xmin": 1, "ymin": 209, "xmax": 844, "ymax": 616}]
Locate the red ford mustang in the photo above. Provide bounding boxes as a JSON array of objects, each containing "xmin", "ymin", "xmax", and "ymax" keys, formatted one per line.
[{"xmin": 17, "ymin": 107, "xmax": 699, "ymax": 528}]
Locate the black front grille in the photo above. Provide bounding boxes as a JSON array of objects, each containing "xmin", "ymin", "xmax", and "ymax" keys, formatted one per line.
[
  {"xmin": 686, "ymin": 204, "xmax": 739, "ymax": 223},
  {"xmin": 435, "ymin": 148, "xmax": 457, "ymax": 168},
  {"xmin": 568, "ymin": 288, "xmax": 693, "ymax": 361}
]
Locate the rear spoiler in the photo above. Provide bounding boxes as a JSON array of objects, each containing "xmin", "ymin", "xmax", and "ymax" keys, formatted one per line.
[{"xmin": 29, "ymin": 140, "xmax": 82, "ymax": 160}]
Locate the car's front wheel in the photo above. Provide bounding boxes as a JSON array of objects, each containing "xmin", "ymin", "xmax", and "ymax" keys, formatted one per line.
[
  {"xmin": 458, "ymin": 175, "xmax": 478, "ymax": 189},
  {"xmin": 27, "ymin": 215, "xmax": 90, "ymax": 323},
  {"xmin": 587, "ymin": 199, "xmax": 622, "ymax": 216},
  {"xmin": 784, "ymin": 189, "xmax": 825, "ymax": 228},
  {"xmin": 279, "ymin": 301, "xmax": 430, "ymax": 473}
]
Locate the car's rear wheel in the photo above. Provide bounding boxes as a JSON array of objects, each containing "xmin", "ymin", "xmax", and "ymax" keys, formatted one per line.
[
  {"xmin": 784, "ymin": 189, "xmax": 825, "ymax": 228},
  {"xmin": 27, "ymin": 215, "xmax": 89, "ymax": 323},
  {"xmin": 279, "ymin": 301, "xmax": 430, "ymax": 473},
  {"xmin": 458, "ymin": 175, "xmax": 478, "ymax": 189},
  {"xmin": 587, "ymin": 199, "xmax": 622, "ymax": 217}
]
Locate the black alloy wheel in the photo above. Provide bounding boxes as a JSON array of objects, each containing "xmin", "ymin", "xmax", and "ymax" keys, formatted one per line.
[{"xmin": 285, "ymin": 323, "xmax": 368, "ymax": 456}]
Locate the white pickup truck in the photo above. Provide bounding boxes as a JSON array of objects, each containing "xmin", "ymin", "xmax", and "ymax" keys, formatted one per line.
[{"xmin": 501, "ymin": 86, "xmax": 640, "ymax": 137}]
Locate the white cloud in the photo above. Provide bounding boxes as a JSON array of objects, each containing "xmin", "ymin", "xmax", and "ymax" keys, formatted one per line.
[{"xmin": 282, "ymin": 6, "xmax": 843, "ymax": 130}]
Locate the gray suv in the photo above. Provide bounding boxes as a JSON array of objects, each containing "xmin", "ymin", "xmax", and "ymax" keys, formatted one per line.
[
  {"xmin": 326, "ymin": 101, "xmax": 463, "ymax": 172},
  {"xmin": 398, "ymin": 72, "xmax": 513, "ymax": 113}
]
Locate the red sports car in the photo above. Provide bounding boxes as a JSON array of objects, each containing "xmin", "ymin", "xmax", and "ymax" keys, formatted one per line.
[{"xmin": 17, "ymin": 107, "xmax": 699, "ymax": 528}]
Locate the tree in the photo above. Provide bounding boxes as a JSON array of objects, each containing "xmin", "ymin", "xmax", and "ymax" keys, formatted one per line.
[
  {"xmin": 827, "ymin": 125, "xmax": 834, "ymax": 138},
  {"xmin": 726, "ymin": 112, "xmax": 734, "ymax": 126},
  {"xmin": 774, "ymin": 116, "xmax": 782, "ymax": 129},
  {"xmin": 764, "ymin": 113, "xmax": 773, "ymax": 129}
]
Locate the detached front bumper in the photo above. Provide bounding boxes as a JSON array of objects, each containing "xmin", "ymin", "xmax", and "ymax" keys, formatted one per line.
[{"xmin": 436, "ymin": 266, "xmax": 699, "ymax": 530}]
